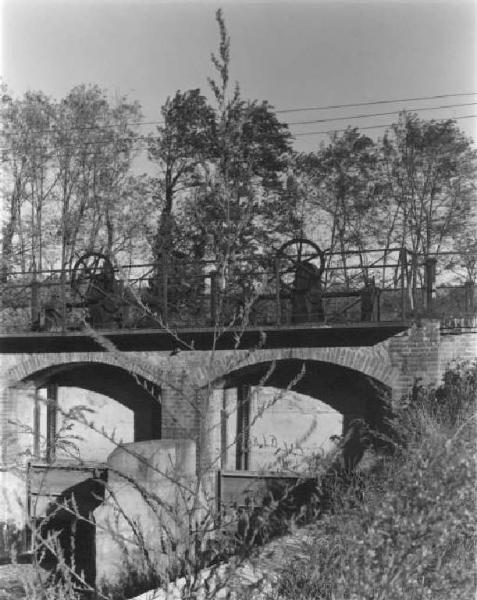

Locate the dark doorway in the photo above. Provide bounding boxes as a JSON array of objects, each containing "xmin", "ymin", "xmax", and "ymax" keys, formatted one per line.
[{"xmin": 36, "ymin": 475, "xmax": 106, "ymax": 589}]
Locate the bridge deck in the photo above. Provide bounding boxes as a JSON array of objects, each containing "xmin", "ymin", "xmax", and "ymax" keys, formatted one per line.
[{"xmin": 0, "ymin": 321, "xmax": 410, "ymax": 353}]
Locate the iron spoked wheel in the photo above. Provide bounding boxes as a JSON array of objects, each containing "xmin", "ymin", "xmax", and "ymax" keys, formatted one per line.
[
  {"xmin": 276, "ymin": 238, "xmax": 326, "ymax": 292},
  {"xmin": 71, "ymin": 252, "xmax": 116, "ymax": 306}
]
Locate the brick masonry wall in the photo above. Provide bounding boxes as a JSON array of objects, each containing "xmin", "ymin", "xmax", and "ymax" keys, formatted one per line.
[
  {"xmin": 386, "ymin": 320, "xmax": 442, "ymax": 401},
  {"xmin": 1, "ymin": 320, "xmax": 477, "ymax": 534},
  {"xmin": 2, "ymin": 320, "xmax": 476, "ymax": 471}
]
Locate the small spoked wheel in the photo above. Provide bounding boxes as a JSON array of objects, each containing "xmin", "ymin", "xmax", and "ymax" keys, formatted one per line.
[
  {"xmin": 71, "ymin": 252, "xmax": 116, "ymax": 306},
  {"xmin": 276, "ymin": 238, "xmax": 326, "ymax": 291}
]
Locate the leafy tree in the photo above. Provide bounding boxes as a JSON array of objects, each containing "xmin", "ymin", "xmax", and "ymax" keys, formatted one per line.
[
  {"xmin": 145, "ymin": 9, "xmax": 295, "ymax": 319},
  {"xmin": 379, "ymin": 113, "xmax": 476, "ymax": 287},
  {"xmin": 179, "ymin": 9, "xmax": 294, "ymax": 268},
  {"xmin": 1, "ymin": 87, "xmax": 56, "ymax": 277},
  {"xmin": 147, "ymin": 89, "xmax": 216, "ymax": 258},
  {"xmin": 296, "ymin": 116, "xmax": 476, "ymax": 295},
  {"xmin": 51, "ymin": 84, "xmax": 143, "ymax": 266},
  {"xmin": 296, "ymin": 128, "xmax": 380, "ymax": 285},
  {"xmin": 1, "ymin": 84, "xmax": 145, "ymax": 280}
]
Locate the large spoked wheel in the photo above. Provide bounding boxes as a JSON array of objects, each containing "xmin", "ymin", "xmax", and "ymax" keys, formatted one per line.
[
  {"xmin": 276, "ymin": 238, "xmax": 326, "ymax": 292},
  {"xmin": 71, "ymin": 252, "xmax": 116, "ymax": 309}
]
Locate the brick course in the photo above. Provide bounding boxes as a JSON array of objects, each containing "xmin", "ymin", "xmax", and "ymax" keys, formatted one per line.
[{"xmin": 1, "ymin": 320, "xmax": 476, "ymax": 470}]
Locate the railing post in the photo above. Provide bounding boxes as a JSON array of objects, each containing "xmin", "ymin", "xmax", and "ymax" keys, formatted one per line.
[
  {"xmin": 360, "ymin": 277, "xmax": 378, "ymax": 322},
  {"xmin": 161, "ymin": 252, "xmax": 168, "ymax": 325},
  {"xmin": 275, "ymin": 257, "xmax": 282, "ymax": 325},
  {"xmin": 210, "ymin": 271, "xmax": 218, "ymax": 323},
  {"xmin": 424, "ymin": 256, "xmax": 437, "ymax": 311},
  {"xmin": 464, "ymin": 280, "xmax": 475, "ymax": 313},
  {"xmin": 399, "ymin": 247, "xmax": 407, "ymax": 320},
  {"xmin": 46, "ymin": 383, "xmax": 58, "ymax": 463},
  {"xmin": 236, "ymin": 384, "xmax": 250, "ymax": 471},
  {"xmin": 33, "ymin": 389, "xmax": 41, "ymax": 458},
  {"xmin": 60, "ymin": 259, "xmax": 67, "ymax": 333},
  {"xmin": 31, "ymin": 257, "xmax": 40, "ymax": 329}
]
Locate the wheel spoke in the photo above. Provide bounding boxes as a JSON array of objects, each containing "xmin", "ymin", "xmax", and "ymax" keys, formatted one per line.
[
  {"xmin": 71, "ymin": 252, "xmax": 114, "ymax": 300},
  {"xmin": 276, "ymin": 237, "xmax": 325, "ymax": 292}
]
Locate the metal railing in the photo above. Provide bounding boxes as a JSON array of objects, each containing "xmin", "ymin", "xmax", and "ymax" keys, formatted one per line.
[{"xmin": 0, "ymin": 248, "xmax": 475, "ymax": 333}]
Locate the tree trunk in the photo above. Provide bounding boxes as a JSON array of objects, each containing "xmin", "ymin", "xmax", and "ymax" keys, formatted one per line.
[{"xmin": 1, "ymin": 190, "xmax": 19, "ymax": 281}]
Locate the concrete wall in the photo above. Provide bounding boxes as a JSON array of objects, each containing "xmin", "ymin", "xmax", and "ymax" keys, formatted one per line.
[
  {"xmin": 218, "ymin": 387, "xmax": 342, "ymax": 472},
  {"xmin": 96, "ymin": 439, "xmax": 196, "ymax": 585},
  {"xmin": 248, "ymin": 388, "xmax": 342, "ymax": 471},
  {"xmin": 55, "ymin": 388, "xmax": 134, "ymax": 462},
  {"xmin": 0, "ymin": 468, "xmax": 26, "ymax": 527}
]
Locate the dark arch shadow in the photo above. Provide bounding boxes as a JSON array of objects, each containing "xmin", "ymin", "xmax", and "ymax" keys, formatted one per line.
[
  {"xmin": 25, "ymin": 362, "xmax": 162, "ymax": 442},
  {"xmin": 222, "ymin": 358, "xmax": 392, "ymax": 433}
]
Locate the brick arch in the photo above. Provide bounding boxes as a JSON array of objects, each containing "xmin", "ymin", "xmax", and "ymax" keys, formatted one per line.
[
  {"xmin": 6, "ymin": 351, "xmax": 163, "ymax": 389},
  {"xmin": 205, "ymin": 345, "xmax": 398, "ymax": 389},
  {"xmin": 208, "ymin": 352, "xmax": 396, "ymax": 435},
  {"xmin": 6, "ymin": 353, "xmax": 163, "ymax": 443}
]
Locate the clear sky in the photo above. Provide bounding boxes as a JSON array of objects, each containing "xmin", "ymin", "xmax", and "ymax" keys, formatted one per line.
[{"xmin": 1, "ymin": 0, "xmax": 476, "ymax": 153}]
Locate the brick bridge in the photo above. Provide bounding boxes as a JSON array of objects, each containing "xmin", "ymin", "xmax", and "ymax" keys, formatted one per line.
[
  {"xmin": 1, "ymin": 319, "xmax": 476, "ymax": 463},
  {"xmin": 1, "ymin": 317, "xmax": 475, "ymax": 577}
]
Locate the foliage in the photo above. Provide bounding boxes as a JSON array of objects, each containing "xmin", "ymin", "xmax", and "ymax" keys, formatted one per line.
[
  {"xmin": 149, "ymin": 9, "xmax": 294, "ymax": 271},
  {"xmin": 270, "ymin": 362, "xmax": 477, "ymax": 600},
  {"xmin": 296, "ymin": 128, "xmax": 380, "ymax": 272},
  {"xmin": 147, "ymin": 88, "xmax": 216, "ymax": 257},
  {"xmin": 380, "ymin": 113, "xmax": 476, "ymax": 257},
  {"xmin": 295, "ymin": 115, "xmax": 477, "ymax": 293},
  {"xmin": 2, "ymin": 7, "xmax": 477, "ymax": 600},
  {"xmin": 1, "ymin": 83, "xmax": 147, "ymax": 276}
]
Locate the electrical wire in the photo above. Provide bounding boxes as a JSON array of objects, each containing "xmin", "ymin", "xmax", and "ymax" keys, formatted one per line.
[
  {"xmin": 1, "ymin": 115, "xmax": 475, "ymax": 162},
  {"xmin": 4, "ymin": 100, "xmax": 475, "ymax": 152},
  {"xmin": 287, "ymin": 102, "xmax": 477, "ymax": 126},
  {"xmin": 3, "ymin": 91, "xmax": 475, "ymax": 137},
  {"xmin": 1, "ymin": 104, "xmax": 476, "ymax": 154},
  {"xmin": 293, "ymin": 114, "xmax": 477, "ymax": 137},
  {"xmin": 276, "ymin": 92, "xmax": 477, "ymax": 114}
]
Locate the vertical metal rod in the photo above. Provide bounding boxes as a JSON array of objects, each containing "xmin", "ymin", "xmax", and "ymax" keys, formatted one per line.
[
  {"xmin": 60, "ymin": 262, "xmax": 67, "ymax": 333},
  {"xmin": 275, "ymin": 258, "xmax": 282, "ymax": 325},
  {"xmin": 424, "ymin": 257, "xmax": 437, "ymax": 310},
  {"xmin": 161, "ymin": 252, "xmax": 168, "ymax": 325},
  {"xmin": 236, "ymin": 385, "xmax": 250, "ymax": 471},
  {"xmin": 464, "ymin": 281, "xmax": 475, "ymax": 313},
  {"xmin": 400, "ymin": 247, "xmax": 407, "ymax": 320},
  {"xmin": 46, "ymin": 383, "xmax": 57, "ymax": 463},
  {"xmin": 33, "ymin": 389, "xmax": 40, "ymax": 458},
  {"xmin": 31, "ymin": 257, "xmax": 40, "ymax": 329},
  {"xmin": 220, "ymin": 389, "xmax": 227, "ymax": 470},
  {"xmin": 210, "ymin": 272, "xmax": 217, "ymax": 323}
]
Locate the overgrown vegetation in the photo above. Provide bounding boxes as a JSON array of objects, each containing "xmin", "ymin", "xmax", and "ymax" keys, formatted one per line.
[
  {"xmin": 2, "ymin": 7, "xmax": 476, "ymax": 600},
  {"xmin": 269, "ymin": 361, "xmax": 477, "ymax": 600}
]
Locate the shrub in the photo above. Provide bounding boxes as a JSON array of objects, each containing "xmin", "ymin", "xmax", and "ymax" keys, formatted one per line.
[{"xmin": 272, "ymin": 362, "xmax": 477, "ymax": 600}]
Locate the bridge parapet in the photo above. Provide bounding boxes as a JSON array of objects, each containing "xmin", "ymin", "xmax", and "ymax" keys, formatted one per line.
[{"xmin": 1, "ymin": 247, "xmax": 474, "ymax": 334}]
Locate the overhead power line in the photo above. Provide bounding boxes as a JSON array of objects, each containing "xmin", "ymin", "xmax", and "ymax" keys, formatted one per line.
[
  {"xmin": 1, "ymin": 115, "xmax": 475, "ymax": 162},
  {"xmin": 2, "ymin": 91, "xmax": 476, "ymax": 137},
  {"xmin": 293, "ymin": 114, "xmax": 477, "ymax": 137},
  {"xmin": 276, "ymin": 92, "xmax": 477, "ymax": 114},
  {"xmin": 1, "ymin": 103, "xmax": 476, "ymax": 153},
  {"xmin": 287, "ymin": 102, "xmax": 477, "ymax": 126}
]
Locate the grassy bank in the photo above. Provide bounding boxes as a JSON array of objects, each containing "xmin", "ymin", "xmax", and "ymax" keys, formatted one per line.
[{"xmin": 270, "ymin": 362, "xmax": 477, "ymax": 600}]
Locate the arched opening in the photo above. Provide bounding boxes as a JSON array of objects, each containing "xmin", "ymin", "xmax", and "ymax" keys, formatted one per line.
[
  {"xmin": 16, "ymin": 361, "xmax": 162, "ymax": 585},
  {"xmin": 219, "ymin": 359, "xmax": 391, "ymax": 471},
  {"xmin": 25, "ymin": 361, "xmax": 162, "ymax": 463},
  {"xmin": 34, "ymin": 386, "xmax": 135, "ymax": 463}
]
